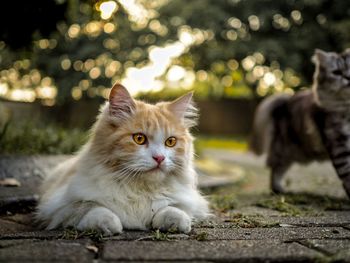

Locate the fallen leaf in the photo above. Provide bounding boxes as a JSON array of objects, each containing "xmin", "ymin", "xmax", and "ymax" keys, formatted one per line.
[
  {"xmin": 0, "ymin": 178, "xmax": 21, "ymax": 187},
  {"xmin": 85, "ymin": 244, "xmax": 98, "ymax": 254}
]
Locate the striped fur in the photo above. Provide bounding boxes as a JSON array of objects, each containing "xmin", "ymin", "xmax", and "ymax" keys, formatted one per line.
[
  {"xmin": 321, "ymin": 112, "xmax": 350, "ymax": 196},
  {"xmin": 250, "ymin": 49, "xmax": 350, "ymax": 197}
]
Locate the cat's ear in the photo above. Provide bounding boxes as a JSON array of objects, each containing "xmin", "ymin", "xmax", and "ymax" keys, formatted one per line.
[
  {"xmin": 168, "ymin": 92, "xmax": 198, "ymax": 128},
  {"xmin": 109, "ymin": 83, "xmax": 136, "ymax": 119},
  {"xmin": 312, "ymin": 49, "xmax": 333, "ymax": 65},
  {"xmin": 343, "ymin": 48, "xmax": 350, "ymax": 55},
  {"xmin": 342, "ymin": 48, "xmax": 350, "ymax": 62}
]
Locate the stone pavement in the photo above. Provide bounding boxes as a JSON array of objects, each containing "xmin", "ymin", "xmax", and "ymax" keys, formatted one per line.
[{"xmin": 0, "ymin": 151, "xmax": 350, "ymax": 262}]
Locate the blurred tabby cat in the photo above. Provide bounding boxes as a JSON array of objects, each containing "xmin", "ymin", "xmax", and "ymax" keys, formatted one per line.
[
  {"xmin": 251, "ymin": 49, "xmax": 350, "ymax": 197},
  {"xmin": 37, "ymin": 84, "xmax": 209, "ymax": 234}
]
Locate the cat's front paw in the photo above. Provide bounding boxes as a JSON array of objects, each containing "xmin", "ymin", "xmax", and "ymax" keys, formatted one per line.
[
  {"xmin": 152, "ymin": 206, "xmax": 191, "ymax": 233},
  {"xmin": 77, "ymin": 207, "xmax": 122, "ymax": 236}
]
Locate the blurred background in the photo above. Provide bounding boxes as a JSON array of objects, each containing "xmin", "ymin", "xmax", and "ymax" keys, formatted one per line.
[{"xmin": 1, "ymin": 0, "xmax": 350, "ymax": 155}]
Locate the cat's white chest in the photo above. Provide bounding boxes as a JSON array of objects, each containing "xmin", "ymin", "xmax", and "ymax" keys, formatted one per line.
[
  {"xmin": 70, "ymin": 171, "xmax": 174, "ymax": 230},
  {"xmin": 104, "ymin": 189, "xmax": 170, "ymax": 230}
]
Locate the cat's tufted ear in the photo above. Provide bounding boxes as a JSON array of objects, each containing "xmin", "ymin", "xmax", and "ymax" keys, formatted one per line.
[
  {"xmin": 342, "ymin": 48, "xmax": 350, "ymax": 55},
  {"xmin": 168, "ymin": 92, "xmax": 198, "ymax": 128},
  {"xmin": 312, "ymin": 49, "xmax": 334, "ymax": 65},
  {"xmin": 342, "ymin": 48, "xmax": 350, "ymax": 61},
  {"xmin": 109, "ymin": 83, "xmax": 136, "ymax": 119}
]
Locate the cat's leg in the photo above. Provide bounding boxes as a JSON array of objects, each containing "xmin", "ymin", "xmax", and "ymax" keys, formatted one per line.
[
  {"xmin": 77, "ymin": 207, "xmax": 123, "ymax": 235},
  {"xmin": 270, "ymin": 165, "xmax": 289, "ymax": 194},
  {"xmin": 267, "ymin": 147, "xmax": 290, "ymax": 193},
  {"xmin": 341, "ymin": 175, "xmax": 350, "ymax": 197},
  {"xmin": 323, "ymin": 113, "xmax": 350, "ymax": 198},
  {"xmin": 152, "ymin": 206, "xmax": 191, "ymax": 233},
  {"xmin": 328, "ymin": 149, "xmax": 350, "ymax": 198},
  {"xmin": 44, "ymin": 200, "xmax": 123, "ymax": 235}
]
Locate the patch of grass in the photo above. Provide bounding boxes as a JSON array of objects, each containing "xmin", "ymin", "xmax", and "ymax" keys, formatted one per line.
[
  {"xmin": 256, "ymin": 196, "xmax": 306, "ymax": 216},
  {"xmin": 226, "ymin": 213, "xmax": 279, "ymax": 228},
  {"xmin": 209, "ymin": 194, "xmax": 237, "ymax": 212},
  {"xmin": 0, "ymin": 122, "xmax": 87, "ymax": 154},
  {"xmin": 283, "ymin": 193, "xmax": 350, "ymax": 211},
  {"xmin": 151, "ymin": 229, "xmax": 171, "ymax": 241},
  {"xmin": 193, "ymin": 231, "xmax": 209, "ymax": 241},
  {"xmin": 194, "ymin": 136, "xmax": 247, "ymax": 156},
  {"xmin": 59, "ymin": 228, "xmax": 103, "ymax": 242}
]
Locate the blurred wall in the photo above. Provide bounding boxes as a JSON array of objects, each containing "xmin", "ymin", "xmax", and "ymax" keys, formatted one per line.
[
  {"xmin": 1, "ymin": 99, "xmax": 257, "ymax": 136},
  {"xmin": 197, "ymin": 100, "xmax": 257, "ymax": 135}
]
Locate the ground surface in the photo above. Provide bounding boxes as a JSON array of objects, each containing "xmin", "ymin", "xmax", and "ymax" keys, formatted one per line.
[{"xmin": 0, "ymin": 150, "xmax": 349, "ymax": 262}]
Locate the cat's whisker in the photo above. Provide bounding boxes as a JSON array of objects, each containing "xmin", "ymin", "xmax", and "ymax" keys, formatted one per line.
[
  {"xmin": 122, "ymin": 170, "xmax": 138, "ymax": 185},
  {"xmin": 114, "ymin": 164, "xmax": 146, "ymax": 186}
]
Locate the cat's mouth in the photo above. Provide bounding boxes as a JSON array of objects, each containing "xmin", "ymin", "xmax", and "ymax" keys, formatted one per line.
[{"xmin": 146, "ymin": 166, "xmax": 164, "ymax": 173}]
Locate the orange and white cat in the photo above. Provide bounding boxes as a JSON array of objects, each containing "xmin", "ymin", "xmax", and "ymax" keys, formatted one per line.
[{"xmin": 36, "ymin": 84, "xmax": 209, "ymax": 235}]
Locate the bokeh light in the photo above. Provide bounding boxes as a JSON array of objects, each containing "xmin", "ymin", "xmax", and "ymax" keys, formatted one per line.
[{"xmin": 99, "ymin": 1, "xmax": 118, "ymax": 20}]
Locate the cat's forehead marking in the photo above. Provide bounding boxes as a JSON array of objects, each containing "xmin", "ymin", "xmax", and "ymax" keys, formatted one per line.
[
  {"xmin": 326, "ymin": 56, "xmax": 341, "ymax": 70},
  {"xmin": 336, "ymin": 57, "xmax": 345, "ymax": 69},
  {"xmin": 151, "ymin": 130, "xmax": 166, "ymax": 144},
  {"xmin": 321, "ymin": 55, "xmax": 350, "ymax": 72},
  {"xmin": 132, "ymin": 102, "xmax": 182, "ymax": 136}
]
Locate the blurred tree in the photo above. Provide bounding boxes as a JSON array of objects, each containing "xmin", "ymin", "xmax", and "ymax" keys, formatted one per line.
[
  {"xmin": 0, "ymin": 0, "xmax": 67, "ymax": 49},
  {"xmin": 158, "ymin": 0, "xmax": 350, "ymax": 93},
  {"xmin": 1, "ymin": 0, "xmax": 350, "ymax": 104},
  {"xmin": 0, "ymin": 0, "xmax": 158, "ymax": 104}
]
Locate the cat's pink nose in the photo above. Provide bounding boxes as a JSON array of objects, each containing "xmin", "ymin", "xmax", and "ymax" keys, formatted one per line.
[{"xmin": 153, "ymin": 155, "xmax": 165, "ymax": 165}]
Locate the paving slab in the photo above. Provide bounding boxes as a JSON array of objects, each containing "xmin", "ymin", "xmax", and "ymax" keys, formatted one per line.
[
  {"xmin": 1, "ymin": 151, "xmax": 350, "ymax": 262},
  {"xmin": 200, "ymin": 212, "xmax": 350, "ymax": 229},
  {"xmin": 102, "ymin": 240, "xmax": 323, "ymax": 262},
  {"xmin": 203, "ymin": 149, "xmax": 348, "ymax": 198},
  {"xmin": 269, "ymin": 211, "xmax": 350, "ymax": 227},
  {"xmin": 1, "ymin": 213, "xmax": 35, "ymax": 226},
  {"xmin": 191, "ymin": 226, "xmax": 350, "ymax": 241},
  {"xmin": 299, "ymin": 239, "xmax": 350, "ymax": 256},
  {"xmin": 0, "ymin": 218, "xmax": 34, "ymax": 235},
  {"xmin": 0, "ymin": 230, "xmax": 62, "ymax": 240},
  {"xmin": 0, "ymin": 155, "xmax": 68, "ymax": 214},
  {"xmin": 0, "ymin": 239, "xmax": 94, "ymax": 262}
]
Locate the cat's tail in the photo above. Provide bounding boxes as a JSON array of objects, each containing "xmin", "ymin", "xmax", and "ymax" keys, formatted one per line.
[{"xmin": 250, "ymin": 93, "xmax": 291, "ymax": 155}]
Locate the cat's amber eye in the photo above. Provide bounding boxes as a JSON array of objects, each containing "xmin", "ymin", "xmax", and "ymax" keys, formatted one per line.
[
  {"xmin": 165, "ymin": 136, "xmax": 177, "ymax": 147},
  {"xmin": 133, "ymin": 133, "xmax": 147, "ymax": 145}
]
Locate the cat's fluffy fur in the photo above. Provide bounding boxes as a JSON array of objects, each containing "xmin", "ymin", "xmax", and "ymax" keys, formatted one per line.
[
  {"xmin": 37, "ymin": 84, "xmax": 209, "ymax": 234},
  {"xmin": 250, "ymin": 49, "xmax": 350, "ymax": 197}
]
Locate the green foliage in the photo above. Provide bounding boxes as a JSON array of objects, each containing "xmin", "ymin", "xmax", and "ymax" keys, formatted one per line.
[
  {"xmin": 2, "ymin": 0, "xmax": 350, "ymax": 103},
  {"xmin": 0, "ymin": 122, "xmax": 87, "ymax": 155},
  {"xmin": 158, "ymin": 0, "xmax": 350, "ymax": 86}
]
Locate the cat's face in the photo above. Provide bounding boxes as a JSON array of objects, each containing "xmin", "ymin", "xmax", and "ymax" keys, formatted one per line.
[
  {"xmin": 313, "ymin": 49, "xmax": 350, "ymax": 109},
  {"xmin": 91, "ymin": 84, "xmax": 197, "ymax": 183}
]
